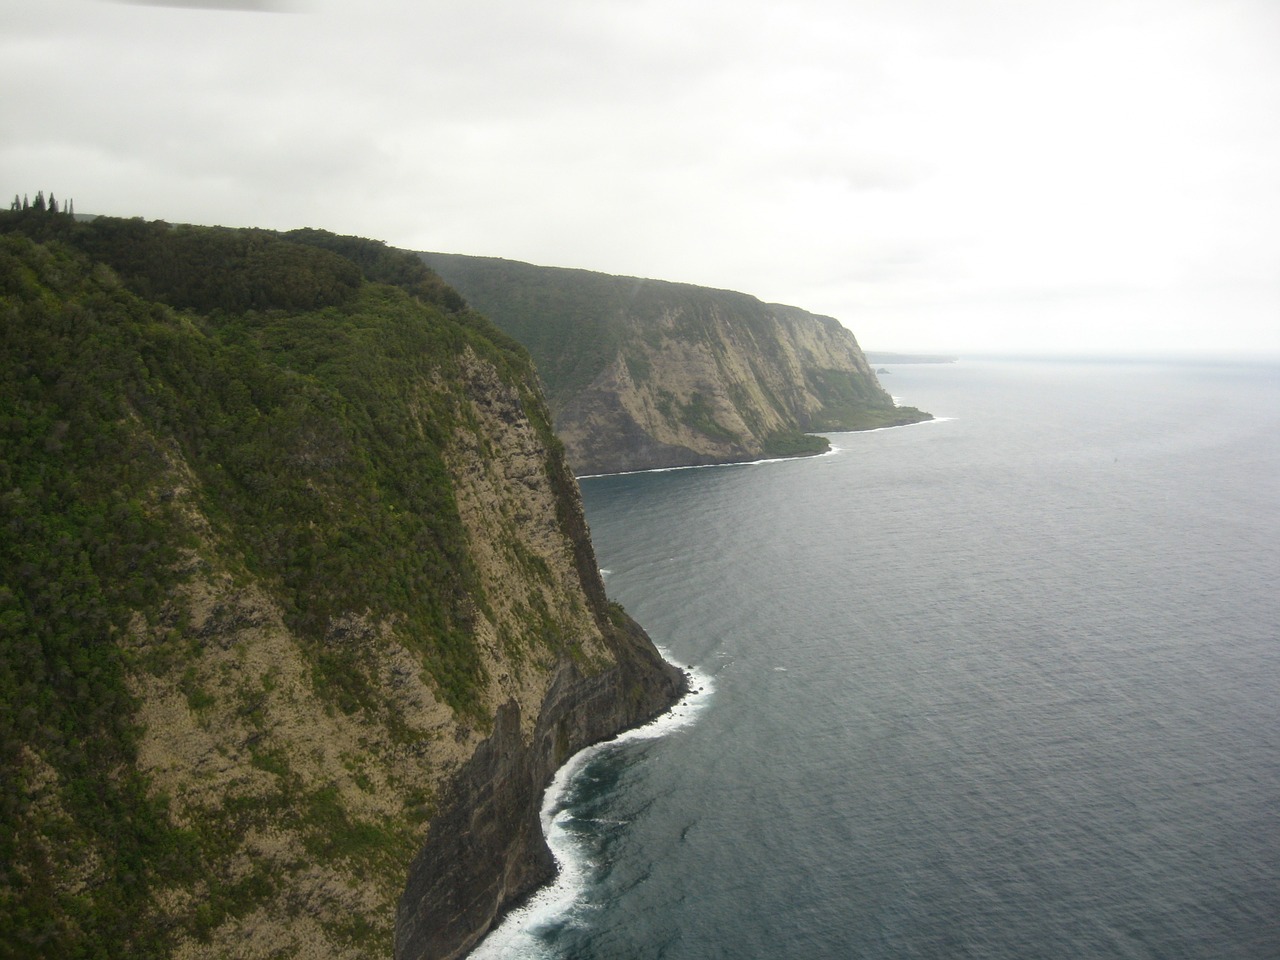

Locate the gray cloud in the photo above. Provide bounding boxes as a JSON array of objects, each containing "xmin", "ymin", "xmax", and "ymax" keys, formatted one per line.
[
  {"xmin": 5, "ymin": 0, "xmax": 1279, "ymax": 355},
  {"xmin": 106, "ymin": 0, "xmax": 299, "ymax": 11}
]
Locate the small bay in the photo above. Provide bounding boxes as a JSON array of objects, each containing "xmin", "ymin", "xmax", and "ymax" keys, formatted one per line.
[{"xmin": 476, "ymin": 358, "xmax": 1280, "ymax": 959}]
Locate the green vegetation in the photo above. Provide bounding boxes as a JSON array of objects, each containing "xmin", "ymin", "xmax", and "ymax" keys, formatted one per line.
[
  {"xmin": 0, "ymin": 206, "xmax": 922, "ymax": 955},
  {"xmin": 1, "ymin": 232, "xmax": 201, "ymax": 959},
  {"xmin": 419, "ymin": 253, "xmax": 631, "ymax": 410},
  {"xmin": 805, "ymin": 367, "xmax": 931, "ymax": 430},
  {"xmin": 676, "ymin": 391, "xmax": 735, "ymax": 444},
  {"xmin": 0, "ymin": 212, "xmax": 559, "ymax": 957},
  {"xmin": 761, "ymin": 430, "xmax": 830, "ymax": 458},
  {"xmin": 422, "ymin": 251, "xmax": 931, "ymax": 473},
  {"xmin": 813, "ymin": 403, "xmax": 932, "ymax": 431},
  {"xmin": 10, "ymin": 190, "xmax": 75, "ymax": 216}
]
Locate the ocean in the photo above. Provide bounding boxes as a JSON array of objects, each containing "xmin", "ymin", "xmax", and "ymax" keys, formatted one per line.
[{"xmin": 471, "ymin": 358, "xmax": 1280, "ymax": 960}]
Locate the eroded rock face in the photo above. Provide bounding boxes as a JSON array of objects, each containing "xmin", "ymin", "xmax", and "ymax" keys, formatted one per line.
[
  {"xmin": 393, "ymin": 350, "xmax": 686, "ymax": 960},
  {"xmin": 114, "ymin": 352, "xmax": 679, "ymax": 960},
  {"xmin": 2, "ymin": 226, "xmax": 685, "ymax": 960},
  {"xmin": 419, "ymin": 252, "xmax": 930, "ymax": 476},
  {"xmin": 117, "ymin": 346, "xmax": 683, "ymax": 960},
  {"xmin": 395, "ymin": 621, "xmax": 685, "ymax": 960}
]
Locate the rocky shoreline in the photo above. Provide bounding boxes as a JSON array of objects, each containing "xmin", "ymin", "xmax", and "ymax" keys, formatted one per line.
[{"xmin": 394, "ymin": 616, "xmax": 688, "ymax": 960}]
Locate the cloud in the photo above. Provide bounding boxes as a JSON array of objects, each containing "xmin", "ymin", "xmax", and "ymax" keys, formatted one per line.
[
  {"xmin": 4, "ymin": 0, "xmax": 1278, "ymax": 355},
  {"xmin": 105, "ymin": 0, "xmax": 300, "ymax": 11}
]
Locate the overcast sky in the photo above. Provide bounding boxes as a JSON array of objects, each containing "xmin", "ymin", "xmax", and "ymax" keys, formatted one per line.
[{"xmin": 4, "ymin": 0, "xmax": 1278, "ymax": 356}]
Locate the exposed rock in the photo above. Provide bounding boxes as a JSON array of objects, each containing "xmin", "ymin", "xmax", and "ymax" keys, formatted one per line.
[
  {"xmin": 396, "ymin": 621, "xmax": 684, "ymax": 960},
  {"xmin": 393, "ymin": 349, "xmax": 686, "ymax": 959},
  {"xmin": 420, "ymin": 253, "xmax": 931, "ymax": 475},
  {"xmin": 0, "ymin": 220, "xmax": 684, "ymax": 960}
]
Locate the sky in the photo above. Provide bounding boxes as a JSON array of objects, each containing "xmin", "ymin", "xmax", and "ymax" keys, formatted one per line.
[{"xmin": 3, "ymin": 0, "xmax": 1278, "ymax": 356}]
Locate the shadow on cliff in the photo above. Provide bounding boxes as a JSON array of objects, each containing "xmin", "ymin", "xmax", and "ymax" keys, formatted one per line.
[{"xmin": 394, "ymin": 615, "xmax": 686, "ymax": 960}]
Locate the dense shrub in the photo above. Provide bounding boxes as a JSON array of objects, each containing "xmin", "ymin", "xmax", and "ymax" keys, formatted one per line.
[{"xmin": 0, "ymin": 220, "xmax": 541, "ymax": 955}]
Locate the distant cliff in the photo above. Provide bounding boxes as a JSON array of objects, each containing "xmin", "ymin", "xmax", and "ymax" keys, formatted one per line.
[
  {"xmin": 0, "ymin": 213, "xmax": 684, "ymax": 960},
  {"xmin": 420, "ymin": 253, "xmax": 931, "ymax": 475}
]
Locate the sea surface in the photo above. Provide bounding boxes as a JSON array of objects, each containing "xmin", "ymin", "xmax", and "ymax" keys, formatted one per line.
[{"xmin": 472, "ymin": 358, "xmax": 1280, "ymax": 960}]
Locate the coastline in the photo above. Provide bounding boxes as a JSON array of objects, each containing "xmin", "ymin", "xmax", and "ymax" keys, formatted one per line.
[
  {"xmin": 394, "ymin": 615, "xmax": 688, "ymax": 960},
  {"xmin": 576, "ymin": 414, "xmax": 935, "ymax": 480},
  {"xmin": 467, "ymin": 653, "xmax": 713, "ymax": 959}
]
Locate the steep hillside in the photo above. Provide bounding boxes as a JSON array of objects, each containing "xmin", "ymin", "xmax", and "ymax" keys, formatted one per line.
[
  {"xmin": 0, "ymin": 213, "xmax": 684, "ymax": 960},
  {"xmin": 420, "ymin": 253, "xmax": 931, "ymax": 475}
]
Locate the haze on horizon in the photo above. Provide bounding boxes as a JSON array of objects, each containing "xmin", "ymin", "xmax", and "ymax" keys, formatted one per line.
[{"xmin": 3, "ymin": 0, "xmax": 1277, "ymax": 358}]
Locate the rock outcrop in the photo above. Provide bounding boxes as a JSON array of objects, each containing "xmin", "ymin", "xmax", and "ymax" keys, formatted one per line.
[
  {"xmin": 394, "ymin": 352, "xmax": 685, "ymax": 960},
  {"xmin": 396, "ymin": 616, "xmax": 682, "ymax": 960},
  {"xmin": 420, "ymin": 253, "xmax": 931, "ymax": 475}
]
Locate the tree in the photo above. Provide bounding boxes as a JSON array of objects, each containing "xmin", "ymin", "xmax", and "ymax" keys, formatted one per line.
[
  {"xmin": 10, "ymin": 194, "xmax": 18, "ymax": 211},
  {"xmin": 49, "ymin": 193, "xmax": 59, "ymax": 214},
  {"xmin": 33, "ymin": 190, "xmax": 46, "ymax": 212}
]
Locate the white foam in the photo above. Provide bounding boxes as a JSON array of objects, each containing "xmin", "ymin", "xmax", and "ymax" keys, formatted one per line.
[
  {"xmin": 467, "ymin": 652, "xmax": 713, "ymax": 959},
  {"xmin": 823, "ymin": 416, "xmax": 956, "ymax": 442},
  {"xmin": 577, "ymin": 446, "xmax": 832, "ymax": 478}
]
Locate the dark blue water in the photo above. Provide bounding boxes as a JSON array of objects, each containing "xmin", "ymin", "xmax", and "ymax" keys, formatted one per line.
[{"xmin": 473, "ymin": 358, "xmax": 1280, "ymax": 960}]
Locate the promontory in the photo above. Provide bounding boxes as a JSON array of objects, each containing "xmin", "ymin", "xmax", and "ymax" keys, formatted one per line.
[
  {"xmin": 420, "ymin": 252, "xmax": 930, "ymax": 476},
  {"xmin": 0, "ymin": 211, "xmax": 684, "ymax": 960}
]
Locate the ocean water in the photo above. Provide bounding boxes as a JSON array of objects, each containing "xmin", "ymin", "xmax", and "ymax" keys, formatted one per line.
[{"xmin": 472, "ymin": 358, "xmax": 1280, "ymax": 960}]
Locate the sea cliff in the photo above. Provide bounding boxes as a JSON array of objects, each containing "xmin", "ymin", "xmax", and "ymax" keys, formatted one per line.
[
  {"xmin": 0, "ymin": 213, "xmax": 683, "ymax": 960},
  {"xmin": 420, "ymin": 253, "xmax": 931, "ymax": 475},
  {"xmin": 396, "ymin": 615, "xmax": 683, "ymax": 960}
]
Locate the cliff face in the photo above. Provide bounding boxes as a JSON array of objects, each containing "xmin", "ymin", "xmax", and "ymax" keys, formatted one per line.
[
  {"xmin": 394, "ymin": 353, "xmax": 685, "ymax": 960},
  {"xmin": 0, "ymin": 217, "xmax": 683, "ymax": 960},
  {"xmin": 420, "ymin": 253, "xmax": 930, "ymax": 475},
  {"xmin": 395, "ymin": 614, "xmax": 681, "ymax": 960}
]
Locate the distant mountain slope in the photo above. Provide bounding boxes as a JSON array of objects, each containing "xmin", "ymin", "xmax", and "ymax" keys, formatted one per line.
[{"xmin": 420, "ymin": 253, "xmax": 930, "ymax": 475}]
